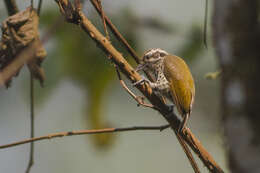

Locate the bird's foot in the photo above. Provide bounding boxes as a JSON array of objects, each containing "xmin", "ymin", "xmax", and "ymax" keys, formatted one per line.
[{"xmin": 133, "ymin": 75, "xmax": 151, "ymax": 86}]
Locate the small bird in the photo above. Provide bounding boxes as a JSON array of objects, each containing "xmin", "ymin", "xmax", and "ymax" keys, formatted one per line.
[{"xmin": 134, "ymin": 48, "xmax": 195, "ymax": 132}]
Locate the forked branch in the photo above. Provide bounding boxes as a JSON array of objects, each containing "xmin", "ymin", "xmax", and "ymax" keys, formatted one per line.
[
  {"xmin": 115, "ymin": 66, "xmax": 156, "ymax": 109},
  {"xmin": 53, "ymin": 1, "xmax": 224, "ymax": 172}
]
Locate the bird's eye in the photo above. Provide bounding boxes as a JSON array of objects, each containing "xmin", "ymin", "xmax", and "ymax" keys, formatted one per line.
[{"xmin": 160, "ymin": 53, "xmax": 166, "ymax": 57}]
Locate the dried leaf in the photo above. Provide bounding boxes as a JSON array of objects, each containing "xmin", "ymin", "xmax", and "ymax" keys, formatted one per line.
[{"xmin": 0, "ymin": 7, "xmax": 46, "ymax": 87}]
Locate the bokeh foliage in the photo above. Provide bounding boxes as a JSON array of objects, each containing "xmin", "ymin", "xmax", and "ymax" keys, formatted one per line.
[{"xmin": 33, "ymin": 8, "xmax": 140, "ymax": 147}]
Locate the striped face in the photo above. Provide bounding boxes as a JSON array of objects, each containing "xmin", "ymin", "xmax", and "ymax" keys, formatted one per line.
[
  {"xmin": 135, "ymin": 48, "xmax": 169, "ymax": 72},
  {"xmin": 143, "ymin": 48, "xmax": 169, "ymax": 64}
]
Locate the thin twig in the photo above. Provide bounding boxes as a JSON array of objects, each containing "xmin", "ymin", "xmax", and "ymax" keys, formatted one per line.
[
  {"xmin": 203, "ymin": 0, "xmax": 208, "ymax": 48},
  {"xmin": 3, "ymin": 0, "xmax": 19, "ymax": 15},
  {"xmin": 174, "ymin": 130, "xmax": 201, "ymax": 173},
  {"xmin": 37, "ymin": 0, "xmax": 43, "ymax": 16},
  {"xmin": 25, "ymin": 73, "xmax": 35, "ymax": 173},
  {"xmin": 115, "ymin": 66, "xmax": 156, "ymax": 109},
  {"xmin": 96, "ymin": 0, "xmax": 109, "ymax": 40},
  {"xmin": 28, "ymin": 0, "xmax": 36, "ymax": 172},
  {"xmin": 90, "ymin": 0, "xmax": 140, "ymax": 63},
  {"xmin": 0, "ymin": 124, "xmax": 170, "ymax": 149},
  {"xmin": 31, "ymin": 0, "xmax": 34, "ymax": 8},
  {"xmin": 90, "ymin": 0, "xmax": 156, "ymax": 82}
]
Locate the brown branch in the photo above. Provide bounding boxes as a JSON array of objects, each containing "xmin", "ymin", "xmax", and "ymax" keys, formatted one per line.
[
  {"xmin": 90, "ymin": 0, "xmax": 140, "ymax": 63},
  {"xmin": 26, "ymin": 0, "xmax": 44, "ymax": 170},
  {"xmin": 26, "ymin": 4, "xmax": 36, "ymax": 173},
  {"xmin": 54, "ymin": 1, "xmax": 224, "ymax": 172},
  {"xmin": 174, "ymin": 131, "xmax": 201, "ymax": 173},
  {"xmin": 115, "ymin": 66, "xmax": 156, "ymax": 109},
  {"xmin": 31, "ymin": 0, "xmax": 34, "ymax": 8},
  {"xmin": 0, "ymin": 125, "xmax": 170, "ymax": 149},
  {"xmin": 96, "ymin": 0, "xmax": 109, "ymax": 40},
  {"xmin": 37, "ymin": 0, "xmax": 43, "ymax": 15},
  {"xmin": 203, "ymin": 0, "xmax": 208, "ymax": 48},
  {"xmin": 89, "ymin": 0, "xmax": 156, "ymax": 84}
]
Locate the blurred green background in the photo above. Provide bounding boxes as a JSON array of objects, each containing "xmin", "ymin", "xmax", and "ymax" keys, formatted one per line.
[{"xmin": 0, "ymin": 0, "xmax": 228, "ymax": 172}]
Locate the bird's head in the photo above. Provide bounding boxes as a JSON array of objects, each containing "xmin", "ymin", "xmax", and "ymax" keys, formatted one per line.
[{"xmin": 136, "ymin": 48, "xmax": 169, "ymax": 72}]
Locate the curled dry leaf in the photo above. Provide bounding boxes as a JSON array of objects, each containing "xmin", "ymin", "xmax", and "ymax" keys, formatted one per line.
[{"xmin": 0, "ymin": 7, "xmax": 46, "ymax": 87}]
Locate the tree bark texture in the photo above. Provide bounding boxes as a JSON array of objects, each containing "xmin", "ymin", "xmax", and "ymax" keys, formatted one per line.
[{"xmin": 213, "ymin": 1, "xmax": 260, "ymax": 173}]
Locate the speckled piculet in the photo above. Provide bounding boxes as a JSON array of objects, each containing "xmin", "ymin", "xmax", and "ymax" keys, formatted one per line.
[{"xmin": 134, "ymin": 48, "xmax": 195, "ymax": 132}]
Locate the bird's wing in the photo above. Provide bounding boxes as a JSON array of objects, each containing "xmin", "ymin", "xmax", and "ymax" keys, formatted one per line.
[{"xmin": 163, "ymin": 55, "xmax": 195, "ymax": 116}]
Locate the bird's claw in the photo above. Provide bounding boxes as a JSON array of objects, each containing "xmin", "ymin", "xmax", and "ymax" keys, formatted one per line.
[
  {"xmin": 133, "ymin": 75, "xmax": 150, "ymax": 86},
  {"xmin": 133, "ymin": 79, "xmax": 145, "ymax": 86}
]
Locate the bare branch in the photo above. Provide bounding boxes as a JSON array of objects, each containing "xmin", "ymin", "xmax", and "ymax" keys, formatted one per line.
[
  {"xmin": 89, "ymin": 0, "xmax": 156, "ymax": 85},
  {"xmin": 90, "ymin": 0, "xmax": 140, "ymax": 63},
  {"xmin": 96, "ymin": 0, "xmax": 109, "ymax": 40},
  {"xmin": 203, "ymin": 0, "xmax": 208, "ymax": 48},
  {"xmin": 37, "ymin": 0, "xmax": 43, "ymax": 15},
  {"xmin": 25, "ymin": 73, "xmax": 35, "ymax": 173},
  {"xmin": 31, "ymin": 0, "xmax": 34, "ymax": 8},
  {"xmin": 54, "ymin": 1, "xmax": 224, "ymax": 172},
  {"xmin": 0, "ymin": 125, "xmax": 170, "ymax": 149},
  {"xmin": 115, "ymin": 66, "xmax": 156, "ymax": 109},
  {"xmin": 174, "ymin": 131, "xmax": 201, "ymax": 173}
]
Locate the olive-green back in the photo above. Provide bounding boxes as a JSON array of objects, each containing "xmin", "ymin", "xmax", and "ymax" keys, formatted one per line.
[{"xmin": 163, "ymin": 55, "xmax": 195, "ymax": 116}]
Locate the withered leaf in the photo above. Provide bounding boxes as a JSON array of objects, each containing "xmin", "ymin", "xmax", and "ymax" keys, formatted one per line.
[{"xmin": 0, "ymin": 7, "xmax": 46, "ymax": 88}]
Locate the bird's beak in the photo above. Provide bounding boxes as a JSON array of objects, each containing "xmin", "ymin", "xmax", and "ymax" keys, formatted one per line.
[{"xmin": 135, "ymin": 63, "xmax": 147, "ymax": 72}]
